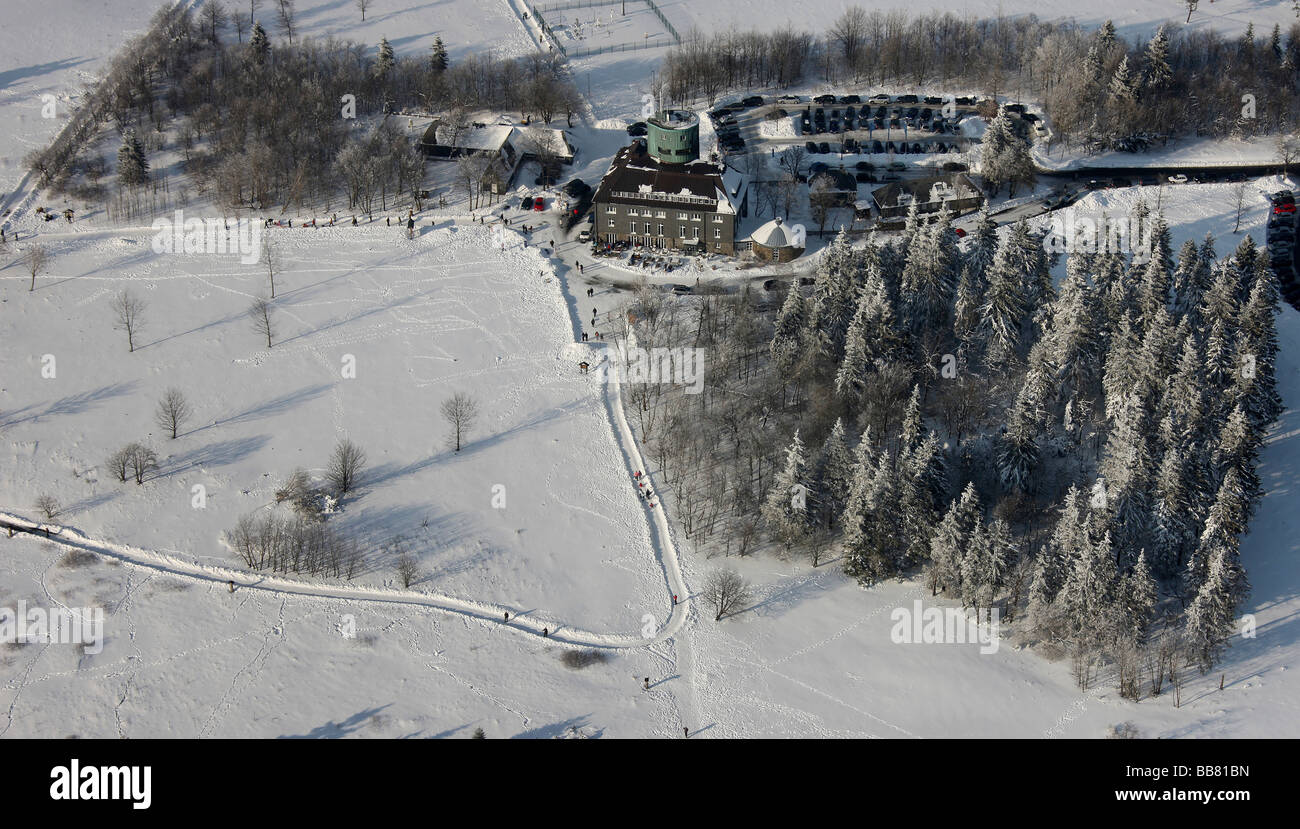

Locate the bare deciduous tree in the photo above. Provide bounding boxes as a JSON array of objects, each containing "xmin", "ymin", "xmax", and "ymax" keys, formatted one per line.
[
  {"xmin": 440, "ymin": 392, "xmax": 479, "ymax": 452},
  {"xmin": 395, "ymin": 551, "xmax": 420, "ymax": 588},
  {"xmin": 327, "ymin": 438, "xmax": 366, "ymax": 495},
  {"xmin": 262, "ymin": 237, "xmax": 280, "ymax": 297},
  {"xmin": 275, "ymin": 0, "xmax": 295, "ymax": 43},
  {"xmin": 355, "ymin": 0, "xmax": 372, "ymax": 21},
  {"xmin": 155, "ymin": 387, "xmax": 192, "ymax": 439},
  {"xmin": 128, "ymin": 442, "xmax": 158, "ymax": 484},
  {"xmin": 111, "ymin": 289, "xmax": 146, "ymax": 352},
  {"xmin": 249, "ymin": 295, "xmax": 275, "ymax": 347},
  {"xmin": 34, "ymin": 494, "xmax": 61, "ymax": 521},
  {"xmin": 702, "ymin": 568, "xmax": 752, "ymax": 621},
  {"xmin": 107, "ymin": 446, "xmax": 132, "ymax": 482},
  {"xmin": 25, "ymin": 245, "xmax": 48, "ymax": 291}
]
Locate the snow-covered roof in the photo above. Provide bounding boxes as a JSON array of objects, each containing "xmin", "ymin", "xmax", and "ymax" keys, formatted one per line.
[{"xmin": 750, "ymin": 217, "xmax": 801, "ymax": 249}]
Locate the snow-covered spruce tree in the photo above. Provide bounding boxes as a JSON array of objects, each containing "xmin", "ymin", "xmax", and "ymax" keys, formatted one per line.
[
  {"xmin": 964, "ymin": 208, "xmax": 999, "ymax": 288},
  {"xmin": 1101, "ymin": 311, "xmax": 1143, "ymax": 421},
  {"xmin": 806, "ymin": 230, "xmax": 859, "ymax": 363},
  {"xmin": 762, "ymin": 431, "xmax": 810, "ymax": 553},
  {"xmin": 997, "ymin": 362, "xmax": 1048, "ymax": 495},
  {"xmin": 1211, "ymin": 404, "xmax": 1262, "ymax": 520},
  {"xmin": 1183, "ymin": 466, "xmax": 1248, "ymax": 598},
  {"xmin": 959, "ymin": 517, "xmax": 1014, "ymax": 623},
  {"xmin": 1169, "ymin": 238, "xmax": 1205, "ymax": 319},
  {"xmin": 1142, "ymin": 25, "xmax": 1173, "ymax": 91},
  {"xmin": 430, "ymin": 36, "xmax": 448, "ymax": 73},
  {"xmin": 1045, "ymin": 254, "xmax": 1103, "ymax": 406},
  {"xmin": 927, "ymin": 481, "xmax": 980, "ymax": 596},
  {"xmin": 901, "ymin": 210, "xmax": 957, "ymax": 337},
  {"xmin": 1057, "ymin": 530, "xmax": 1120, "ymax": 685},
  {"xmin": 769, "ymin": 283, "xmax": 807, "ymax": 376},
  {"xmin": 898, "ymin": 383, "xmax": 924, "ymax": 460},
  {"xmin": 248, "ymin": 21, "xmax": 270, "ymax": 65},
  {"xmin": 1184, "ymin": 545, "xmax": 1250, "ymax": 673},
  {"xmin": 976, "ymin": 237, "xmax": 1030, "ymax": 373},
  {"xmin": 375, "ymin": 37, "xmax": 395, "ymax": 81},
  {"xmin": 841, "ymin": 452, "xmax": 898, "ymax": 585},
  {"xmin": 1198, "ymin": 263, "xmax": 1241, "ymax": 334},
  {"xmin": 897, "ymin": 431, "xmax": 948, "ymax": 571},
  {"xmin": 1119, "ymin": 551, "xmax": 1158, "ymax": 644},
  {"xmin": 117, "ymin": 129, "xmax": 149, "ymax": 185},
  {"xmin": 1028, "ymin": 486, "xmax": 1086, "ymax": 635},
  {"xmin": 978, "ymin": 107, "xmax": 1014, "ymax": 196},
  {"xmin": 1149, "ymin": 444, "xmax": 1198, "ymax": 579},
  {"xmin": 812, "ymin": 419, "xmax": 853, "ymax": 528}
]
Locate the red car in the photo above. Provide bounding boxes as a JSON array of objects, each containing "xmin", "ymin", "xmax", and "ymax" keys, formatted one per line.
[
  {"xmin": 1274, "ymin": 203, "xmax": 1295, "ymax": 214},
  {"xmin": 953, "ymin": 227, "xmax": 967, "ymax": 237},
  {"xmin": 533, "ymin": 197, "xmax": 545, "ymax": 211}
]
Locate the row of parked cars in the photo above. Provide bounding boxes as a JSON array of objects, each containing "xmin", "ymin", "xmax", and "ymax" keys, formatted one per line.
[
  {"xmin": 805, "ymin": 139, "xmax": 956, "ymax": 155},
  {"xmin": 801, "ymin": 105, "xmax": 960, "ymax": 137},
  {"xmin": 1266, "ymin": 191, "xmax": 1300, "ymax": 309}
]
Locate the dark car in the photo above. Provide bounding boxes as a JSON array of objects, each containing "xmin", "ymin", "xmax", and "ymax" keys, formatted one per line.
[
  {"xmin": 855, "ymin": 160, "xmax": 875, "ymax": 171},
  {"xmin": 874, "ymin": 117, "xmax": 885, "ymax": 130},
  {"xmin": 806, "ymin": 141, "xmax": 819, "ymax": 153},
  {"xmin": 1086, "ymin": 179, "xmax": 1105, "ymax": 190},
  {"xmin": 920, "ymin": 108, "xmax": 932, "ymax": 120},
  {"xmin": 911, "ymin": 142, "xmax": 923, "ymax": 153},
  {"xmin": 874, "ymin": 106, "xmax": 887, "ymax": 118},
  {"xmin": 742, "ymin": 95, "xmax": 764, "ymax": 107},
  {"xmin": 896, "ymin": 94, "xmax": 919, "ymax": 103},
  {"xmin": 829, "ymin": 120, "xmax": 840, "ymax": 133},
  {"xmin": 1112, "ymin": 177, "xmax": 1132, "ymax": 187},
  {"xmin": 906, "ymin": 107, "xmax": 919, "ymax": 119},
  {"xmin": 924, "ymin": 96, "xmax": 942, "ymax": 105},
  {"xmin": 860, "ymin": 105, "xmax": 873, "ymax": 118},
  {"xmin": 955, "ymin": 96, "xmax": 973, "ymax": 106},
  {"xmin": 814, "ymin": 94, "xmax": 836, "ymax": 104},
  {"xmin": 885, "ymin": 141, "xmax": 897, "ymax": 153},
  {"xmin": 819, "ymin": 142, "xmax": 830, "ymax": 154},
  {"xmin": 813, "ymin": 108, "xmax": 826, "ymax": 122},
  {"xmin": 810, "ymin": 162, "xmax": 828, "ymax": 174},
  {"xmin": 871, "ymin": 140, "xmax": 884, "ymax": 153},
  {"xmin": 889, "ymin": 117, "xmax": 901, "ymax": 128},
  {"xmin": 1005, "ymin": 103, "xmax": 1026, "ymax": 114},
  {"xmin": 844, "ymin": 114, "xmax": 856, "ymax": 130},
  {"xmin": 564, "ymin": 178, "xmax": 591, "ymax": 197},
  {"xmin": 840, "ymin": 94, "xmax": 861, "ymax": 104},
  {"xmin": 941, "ymin": 161, "xmax": 968, "ymax": 172},
  {"xmin": 855, "ymin": 172, "xmax": 875, "ymax": 183},
  {"xmin": 520, "ymin": 196, "xmax": 536, "ymax": 210},
  {"xmin": 1271, "ymin": 190, "xmax": 1295, "ymax": 204}
]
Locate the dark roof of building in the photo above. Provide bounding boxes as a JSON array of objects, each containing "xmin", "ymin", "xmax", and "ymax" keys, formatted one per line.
[
  {"xmin": 592, "ymin": 143, "xmax": 732, "ymax": 210},
  {"xmin": 871, "ymin": 173, "xmax": 981, "ymax": 209},
  {"xmin": 809, "ymin": 169, "xmax": 857, "ymax": 192}
]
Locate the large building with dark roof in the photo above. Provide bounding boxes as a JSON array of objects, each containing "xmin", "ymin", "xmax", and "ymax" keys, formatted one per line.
[{"xmin": 592, "ymin": 110, "xmax": 748, "ymax": 255}]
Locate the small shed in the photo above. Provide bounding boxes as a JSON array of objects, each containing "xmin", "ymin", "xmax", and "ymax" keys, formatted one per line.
[{"xmin": 749, "ymin": 217, "xmax": 804, "ymax": 263}]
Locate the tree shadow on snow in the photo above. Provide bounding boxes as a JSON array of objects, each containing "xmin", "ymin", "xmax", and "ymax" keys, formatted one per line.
[{"xmin": 277, "ymin": 704, "xmax": 393, "ymax": 738}]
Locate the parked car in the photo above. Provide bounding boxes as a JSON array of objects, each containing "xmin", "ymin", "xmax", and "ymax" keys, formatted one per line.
[
  {"xmin": 806, "ymin": 141, "xmax": 819, "ymax": 153},
  {"xmin": 742, "ymin": 95, "xmax": 764, "ymax": 107},
  {"xmin": 819, "ymin": 142, "xmax": 831, "ymax": 154},
  {"xmin": 855, "ymin": 160, "xmax": 875, "ymax": 171},
  {"xmin": 955, "ymin": 96, "xmax": 973, "ymax": 105},
  {"xmin": 1005, "ymin": 103, "xmax": 1026, "ymax": 114},
  {"xmin": 520, "ymin": 196, "xmax": 535, "ymax": 210},
  {"xmin": 810, "ymin": 162, "xmax": 829, "ymax": 174},
  {"xmin": 868, "ymin": 94, "xmax": 891, "ymax": 104},
  {"xmin": 1139, "ymin": 176, "xmax": 1158, "ymax": 186},
  {"xmin": 941, "ymin": 161, "xmax": 968, "ymax": 172},
  {"xmin": 564, "ymin": 178, "xmax": 591, "ymax": 197},
  {"xmin": 1274, "ymin": 202, "xmax": 1297, "ymax": 215},
  {"xmin": 670, "ymin": 284, "xmax": 693, "ymax": 294},
  {"xmin": 533, "ymin": 198, "xmax": 545, "ymax": 211},
  {"xmin": 814, "ymin": 94, "xmax": 837, "ymax": 104},
  {"xmin": 1112, "ymin": 177, "xmax": 1132, "ymax": 187},
  {"xmin": 840, "ymin": 94, "xmax": 861, "ymax": 104},
  {"xmin": 871, "ymin": 140, "xmax": 884, "ymax": 153},
  {"xmin": 577, "ymin": 229, "xmax": 591, "ymax": 243},
  {"xmin": 888, "ymin": 161, "xmax": 906, "ymax": 170},
  {"xmin": 896, "ymin": 94, "xmax": 919, "ymax": 103},
  {"xmin": 855, "ymin": 172, "xmax": 875, "ymax": 183},
  {"xmin": 627, "ymin": 121, "xmax": 647, "ymax": 136},
  {"xmin": 763, "ymin": 279, "xmax": 779, "ymax": 291},
  {"xmin": 778, "ymin": 95, "xmax": 802, "ymax": 103},
  {"xmin": 953, "ymin": 227, "xmax": 967, "ymax": 238}
]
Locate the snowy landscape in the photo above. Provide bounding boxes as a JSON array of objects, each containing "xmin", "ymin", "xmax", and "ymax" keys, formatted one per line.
[{"xmin": 2, "ymin": 0, "xmax": 1299, "ymax": 746}]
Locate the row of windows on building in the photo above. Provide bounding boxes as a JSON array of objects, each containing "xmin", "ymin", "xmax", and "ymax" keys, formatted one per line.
[
  {"xmin": 605, "ymin": 205, "xmax": 724, "ymax": 223},
  {"xmin": 608, "ymin": 219, "xmax": 723, "ymax": 239}
]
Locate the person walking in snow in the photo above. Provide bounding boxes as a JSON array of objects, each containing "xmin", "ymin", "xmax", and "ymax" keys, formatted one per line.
[
  {"xmin": 228, "ymin": 580, "xmax": 235, "ymax": 593},
  {"xmin": 672, "ymin": 594, "xmax": 677, "ymax": 606},
  {"xmin": 543, "ymin": 627, "xmax": 549, "ymax": 636},
  {"xmin": 504, "ymin": 611, "xmax": 510, "ymax": 622},
  {"xmin": 644, "ymin": 677, "xmax": 650, "ymax": 690}
]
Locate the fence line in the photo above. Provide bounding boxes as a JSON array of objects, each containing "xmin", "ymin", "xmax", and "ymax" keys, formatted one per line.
[{"xmin": 523, "ymin": 0, "xmax": 681, "ymax": 60}]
